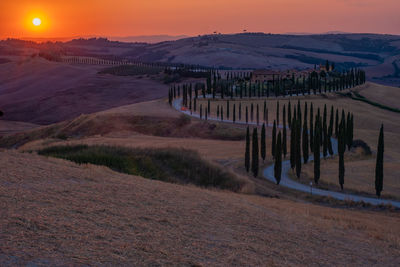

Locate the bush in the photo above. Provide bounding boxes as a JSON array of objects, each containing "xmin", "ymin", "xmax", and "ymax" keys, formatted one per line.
[
  {"xmin": 38, "ymin": 145, "xmax": 245, "ymax": 192},
  {"xmin": 352, "ymin": 139, "xmax": 372, "ymax": 155}
]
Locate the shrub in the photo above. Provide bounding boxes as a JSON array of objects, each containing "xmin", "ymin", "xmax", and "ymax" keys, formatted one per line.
[
  {"xmin": 38, "ymin": 145, "xmax": 245, "ymax": 192},
  {"xmin": 352, "ymin": 139, "xmax": 372, "ymax": 155}
]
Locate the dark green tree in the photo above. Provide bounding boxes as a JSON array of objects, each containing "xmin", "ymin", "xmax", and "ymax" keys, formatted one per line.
[
  {"xmin": 302, "ymin": 118, "xmax": 309, "ymax": 163},
  {"xmin": 252, "ymin": 128, "xmax": 259, "ymax": 177},
  {"xmin": 276, "ymin": 101, "xmax": 280, "ymax": 126},
  {"xmin": 338, "ymin": 121, "xmax": 345, "ymax": 190},
  {"xmin": 261, "ymin": 123, "xmax": 266, "ymax": 162},
  {"xmin": 274, "ymin": 131, "xmax": 282, "ymax": 185},
  {"xmin": 290, "ymin": 117, "xmax": 296, "ymax": 170},
  {"xmin": 375, "ymin": 124, "xmax": 384, "ymax": 197},
  {"xmin": 272, "ymin": 120, "xmax": 277, "ymax": 159},
  {"xmin": 295, "ymin": 118, "xmax": 302, "ymax": 178},
  {"xmin": 245, "ymin": 126, "xmax": 250, "ymax": 172},
  {"xmin": 244, "ymin": 106, "xmax": 248, "ymax": 124},
  {"xmin": 314, "ymin": 120, "xmax": 320, "ymax": 184},
  {"xmin": 288, "ymin": 101, "xmax": 292, "ymax": 129},
  {"xmin": 283, "ymin": 123, "xmax": 287, "ymax": 158},
  {"xmin": 335, "ymin": 108, "xmax": 339, "ymax": 137},
  {"xmin": 310, "ymin": 103, "xmax": 314, "ymax": 152}
]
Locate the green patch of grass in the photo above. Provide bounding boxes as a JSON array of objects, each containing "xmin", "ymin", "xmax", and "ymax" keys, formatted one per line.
[
  {"xmin": 98, "ymin": 65, "xmax": 163, "ymax": 76},
  {"xmin": 38, "ymin": 145, "xmax": 245, "ymax": 192}
]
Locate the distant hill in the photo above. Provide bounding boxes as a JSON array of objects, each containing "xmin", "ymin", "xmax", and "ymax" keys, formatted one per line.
[
  {"xmin": 109, "ymin": 35, "xmax": 189, "ymax": 43},
  {"xmin": 2, "ymin": 33, "xmax": 400, "ymax": 86}
]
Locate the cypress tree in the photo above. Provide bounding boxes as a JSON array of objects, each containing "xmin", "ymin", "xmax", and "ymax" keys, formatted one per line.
[
  {"xmin": 346, "ymin": 112, "xmax": 352, "ymax": 150},
  {"xmin": 302, "ymin": 118, "xmax": 309, "ymax": 163},
  {"xmin": 283, "ymin": 104, "xmax": 286, "ymax": 131},
  {"xmin": 290, "ymin": 116, "xmax": 296, "ymax": 170},
  {"xmin": 314, "ymin": 120, "xmax": 320, "ymax": 184},
  {"xmin": 295, "ymin": 118, "xmax": 302, "ymax": 178},
  {"xmin": 276, "ymin": 101, "xmax": 280, "ymax": 126},
  {"xmin": 251, "ymin": 103, "xmax": 254, "ymax": 122},
  {"xmin": 257, "ymin": 104, "xmax": 260, "ymax": 125},
  {"xmin": 252, "ymin": 128, "xmax": 259, "ymax": 177},
  {"xmin": 375, "ymin": 124, "xmax": 384, "ymax": 197},
  {"xmin": 263, "ymin": 100, "xmax": 266, "ymax": 122},
  {"xmin": 288, "ymin": 101, "xmax": 292, "ymax": 129},
  {"xmin": 297, "ymin": 100, "xmax": 302, "ymax": 130},
  {"xmin": 335, "ymin": 108, "xmax": 339, "ymax": 137},
  {"xmin": 341, "ymin": 109, "xmax": 346, "ymax": 139},
  {"xmin": 261, "ymin": 124, "xmax": 266, "ymax": 162},
  {"xmin": 245, "ymin": 126, "xmax": 250, "ymax": 172},
  {"xmin": 322, "ymin": 104, "xmax": 328, "ymax": 157},
  {"xmin": 274, "ymin": 132, "xmax": 282, "ymax": 185},
  {"xmin": 208, "ymin": 99, "xmax": 211, "ymax": 115},
  {"xmin": 338, "ymin": 121, "xmax": 345, "ymax": 190},
  {"xmin": 310, "ymin": 103, "xmax": 314, "ymax": 153},
  {"xmin": 272, "ymin": 120, "xmax": 277, "ymax": 159},
  {"xmin": 329, "ymin": 106, "xmax": 334, "ymax": 137},
  {"xmin": 283, "ymin": 123, "xmax": 287, "ymax": 158}
]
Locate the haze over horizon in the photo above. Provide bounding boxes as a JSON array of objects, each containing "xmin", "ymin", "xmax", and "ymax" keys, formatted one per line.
[{"xmin": 1, "ymin": 0, "xmax": 400, "ymax": 40}]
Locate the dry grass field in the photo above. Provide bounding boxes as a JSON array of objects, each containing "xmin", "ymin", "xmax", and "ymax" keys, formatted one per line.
[
  {"xmin": 1, "ymin": 150, "xmax": 399, "ymax": 266},
  {"xmin": 195, "ymin": 82, "xmax": 400, "ymax": 198},
  {"xmin": 0, "ymin": 57, "xmax": 169, "ymax": 124},
  {"xmin": 1, "ymin": 80, "xmax": 400, "ymax": 265}
]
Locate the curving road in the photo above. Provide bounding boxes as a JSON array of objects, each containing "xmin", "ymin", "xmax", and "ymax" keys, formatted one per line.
[{"xmin": 173, "ymin": 98, "xmax": 400, "ymax": 208}]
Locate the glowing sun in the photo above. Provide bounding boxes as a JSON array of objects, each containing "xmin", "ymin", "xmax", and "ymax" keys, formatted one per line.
[{"xmin": 32, "ymin": 18, "xmax": 42, "ymax": 26}]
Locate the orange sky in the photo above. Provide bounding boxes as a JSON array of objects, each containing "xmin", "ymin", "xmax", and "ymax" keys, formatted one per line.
[{"xmin": 1, "ymin": 0, "xmax": 400, "ymax": 39}]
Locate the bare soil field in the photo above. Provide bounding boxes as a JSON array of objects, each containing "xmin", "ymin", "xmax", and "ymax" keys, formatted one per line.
[
  {"xmin": 1, "ymin": 150, "xmax": 399, "ymax": 266},
  {"xmin": 0, "ymin": 57, "xmax": 169, "ymax": 124}
]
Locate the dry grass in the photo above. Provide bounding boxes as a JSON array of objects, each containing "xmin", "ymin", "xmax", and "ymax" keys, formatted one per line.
[
  {"xmin": 355, "ymin": 82, "xmax": 400, "ymax": 110},
  {"xmin": 194, "ymin": 83, "xmax": 400, "ymax": 196},
  {"xmin": 1, "ymin": 150, "xmax": 399, "ymax": 266}
]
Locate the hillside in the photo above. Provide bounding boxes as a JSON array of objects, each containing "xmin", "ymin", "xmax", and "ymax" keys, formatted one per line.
[
  {"xmin": 1, "ymin": 149, "xmax": 399, "ymax": 266},
  {"xmin": 2, "ymin": 33, "xmax": 400, "ymax": 86},
  {"xmin": 0, "ymin": 57, "xmax": 169, "ymax": 124}
]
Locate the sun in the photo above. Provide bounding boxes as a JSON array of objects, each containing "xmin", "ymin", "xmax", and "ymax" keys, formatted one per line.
[{"xmin": 32, "ymin": 18, "xmax": 42, "ymax": 26}]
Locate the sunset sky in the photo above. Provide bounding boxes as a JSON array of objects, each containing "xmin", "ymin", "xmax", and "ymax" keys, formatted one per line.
[{"xmin": 1, "ymin": 0, "xmax": 400, "ymax": 39}]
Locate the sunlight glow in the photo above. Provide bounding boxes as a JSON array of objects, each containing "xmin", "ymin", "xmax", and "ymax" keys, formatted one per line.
[{"xmin": 32, "ymin": 18, "xmax": 42, "ymax": 26}]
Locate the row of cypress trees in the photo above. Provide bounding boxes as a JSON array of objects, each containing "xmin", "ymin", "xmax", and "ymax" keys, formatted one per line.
[
  {"xmin": 169, "ymin": 68, "xmax": 366, "ymax": 105},
  {"xmin": 243, "ymin": 103, "xmax": 385, "ymax": 197}
]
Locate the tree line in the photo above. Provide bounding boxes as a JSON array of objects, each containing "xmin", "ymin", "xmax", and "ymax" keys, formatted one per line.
[{"xmin": 243, "ymin": 101, "xmax": 385, "ymax": 197}]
